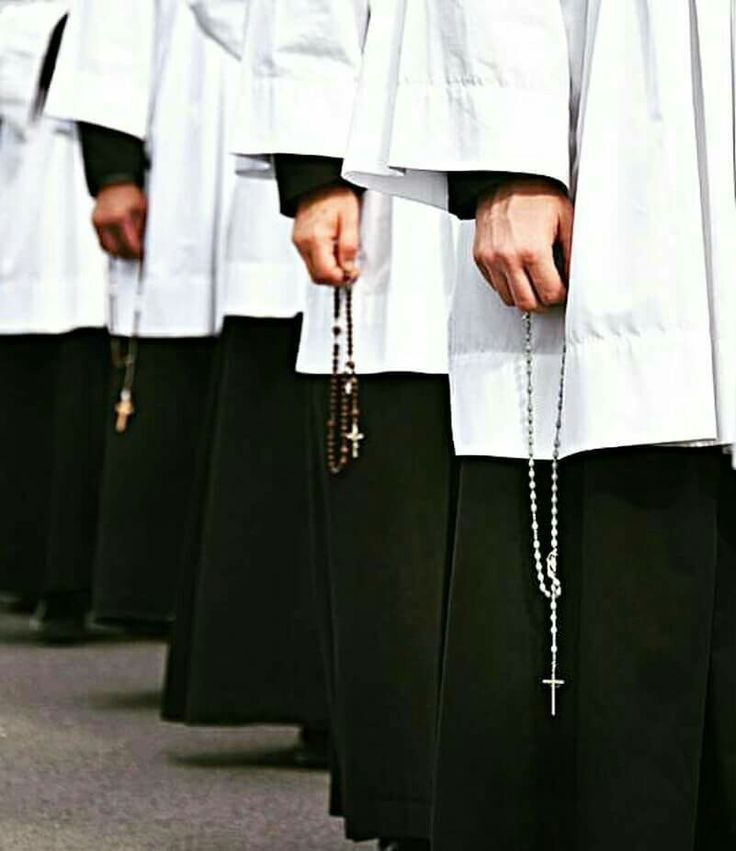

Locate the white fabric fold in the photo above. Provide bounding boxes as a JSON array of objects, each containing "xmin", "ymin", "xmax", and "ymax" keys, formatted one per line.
[
  {"xmin": 234, "ymin": 0, "xmax": 454, "ymax": 376},
  {"xmin": 345, "ymin": 0, "xmax": 736, "ymax": 460},
  {"xmin": 47, "ymin": 0, "xmax": 305, "ymax": 336},
  {"xmin": 0, "ymin": 1, "xmax": 66, "ymax": 134}
]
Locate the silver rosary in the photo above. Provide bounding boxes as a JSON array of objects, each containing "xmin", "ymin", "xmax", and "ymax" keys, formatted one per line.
[{"xmin": 524, "ymin": 312, "xmax": 568, "ymax": 717}]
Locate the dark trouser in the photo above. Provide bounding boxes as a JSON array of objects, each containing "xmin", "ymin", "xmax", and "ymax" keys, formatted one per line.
[
  {"xmin": 163, "ymin": 317, "xmax": 327, "ymax": 725},
  {"xmin": 308, "ymin": 374, "xmax": 457, "ymax": 841},
  {"xmin": 433, "ymin": 448, "xmax": 736, "ymax": 851},
  {"xmin": 92, "ymin": 337, "xmax": 214, "ymax": 625}
]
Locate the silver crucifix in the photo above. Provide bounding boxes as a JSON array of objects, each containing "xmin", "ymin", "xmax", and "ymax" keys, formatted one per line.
[{"xmin": 543, "ymin": 671, "xmax": 565, "ymax": 717}]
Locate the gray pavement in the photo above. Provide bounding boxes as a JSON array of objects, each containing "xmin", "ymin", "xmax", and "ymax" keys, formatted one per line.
[{"xmin": 0, "ymin": 609, "xmax": 370, "ymax": 851}]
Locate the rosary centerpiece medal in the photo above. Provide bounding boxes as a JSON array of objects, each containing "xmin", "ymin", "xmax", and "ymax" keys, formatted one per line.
[
  {"xmin": 525, "ymin": 312, "xmax": 568, "ymax": 717},
  {"xmin": 327, "ymin": 283, "xmax": 364, "ymax": 475}
]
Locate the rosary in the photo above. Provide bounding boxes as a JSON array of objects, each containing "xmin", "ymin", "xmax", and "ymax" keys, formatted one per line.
[
  {"xmin": 109, "ymin": 263, "xmax": 145, "ymax": 434},
  {"xmin": 327, "ymin": 285, "xmax": 364, "ymax": 475},
  {"xmin": 524, "ymin": 312, "xmax": 568, "ymax": 717}
]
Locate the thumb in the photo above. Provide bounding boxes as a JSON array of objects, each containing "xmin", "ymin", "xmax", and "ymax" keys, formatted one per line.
[
  {"xmin": 121, "ymin": 214, "xmax": 144, "ymax": 260},
  {"xmin": 337, "ymin": 201, "xmax": 361, "ymax": 282},
  {"xmin": 558, "ymin": 202, "xmax": 574, "ymax": 283}
]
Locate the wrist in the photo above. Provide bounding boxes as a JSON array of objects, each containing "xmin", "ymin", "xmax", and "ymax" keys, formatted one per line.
[
  {"xmin": 296, "ymin": 183, "xmax": 359, "ymax": 215},
  {"xmin": 478, "ymin": 175, "xmax": 568, "ymax": 210},
  {"xmin": 96, "ymin": 176, "xmax": 143, "ymax": 196}
]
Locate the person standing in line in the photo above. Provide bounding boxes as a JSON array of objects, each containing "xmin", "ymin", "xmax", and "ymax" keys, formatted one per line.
[
  {"xmin": 0, "ymin": 1, "xmax": 109, "ymax": 642},
  {"xmin": 343, "ymin": 1, "xmax": 736, "ymax": 848},
  {"xmin": 46, "ymin": 0, "xmax": 225, "ymax": 634},
  {"xmin": 234, "ymin": 1, "xmax": 459, "ymax": 847},
  {"xmin": 161, "ymin": 0, "xmax": 329, "ymax": 762}
]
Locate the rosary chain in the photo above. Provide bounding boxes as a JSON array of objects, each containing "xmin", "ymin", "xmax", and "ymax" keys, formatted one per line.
[
  {"xmin": 525, "ymin": 312, "xmax": 568, "ymax": 716},
  {"xmin": 110, "ymin": 262, "xmax": 145, "ymax": 434},
  {"xmin": 327, "ymin": 286, "xmax": 363, "ymax": 475}
]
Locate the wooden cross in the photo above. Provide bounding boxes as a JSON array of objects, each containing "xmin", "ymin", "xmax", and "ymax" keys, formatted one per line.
[
  {"xmin": 347, "ymin": 422, "xmax": 365, "ymax": 459},
  {"xmin": 543, "ymin": 674, "xmax": 565, "ymax": 717},
  {"xmin": 115, "ymin": 390, "xmax": 135, "ymax": 434}
]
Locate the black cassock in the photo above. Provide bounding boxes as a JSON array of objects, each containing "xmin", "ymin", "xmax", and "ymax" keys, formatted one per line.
[
  {"xmin": 273, "ymin": 153, "xmax": 459, "ymax": 843},
  {"xmin": 308, "ymin": 373, "xmax": 458, "ymax": 843},
  {"xmin": 163, "ymin": 316, "xmax": 327, "ymax": 727},
  {"xmin": 433, "ymin": 448, "xmax": 736, "ymax": 851},
  {"xmin": 0, "ymin": 335, "xmax": 58, "ymax": 599},
  {"xmin": 0, "ymin": 330, "xmax": 108, "ymax": 606},
  {"xmin": 92, "ymin": 338, "xmax": 214, "ymax": 626}
]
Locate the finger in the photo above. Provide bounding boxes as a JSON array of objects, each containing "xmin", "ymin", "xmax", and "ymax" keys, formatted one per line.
[
  {"xmin": 558, "ymin": 205, "xmax": 574, "ymax": 282},
  {"xmin": 504, "ymin": 263, "xmax": 542, "ymax": 313},
  {"xmin": 310, "ymin": 236, "xmax": 345, "ymax": 286},
  {"xmin": 298, "ymin": 241, "xmax": 342, "ymax": 287},
  {"xmin": 490, "ymin": 267, "xmax": 515, "ymax": 307},
  {"xmin": 478, "ymin": 261, "xmax": 514, "ymax": 307},
  {"xmin": 97, "ymin": 225, "xmax": 123, "ymax": 258},
  {"xmin": 525, "ymin": 251, "xmax": 567, "ymax": 308},
  {"xmin": 120, "ymin": 216, "xmax": 144, "ymax": 259},
  {"xmin": 336, "ymin": 205, "xmax": 360, "ymax": 280},
  {"xmin": 107, "ymin": 224, "xmax": 141, "ymax": 260}
]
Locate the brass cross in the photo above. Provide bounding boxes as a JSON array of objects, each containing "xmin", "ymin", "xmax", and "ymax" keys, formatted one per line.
[{"xmin": 115, "ymin": 390, "xmax": 135, "ymax": 434}]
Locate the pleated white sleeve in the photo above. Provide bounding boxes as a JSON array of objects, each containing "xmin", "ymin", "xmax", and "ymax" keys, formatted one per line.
[
  {"xmin": 346, "ymin": 0, "xmax": 573, "ymax": 209},
  {"xmin": 232, "ymin": 0, "xmax": 369, "ymax": 161},
  {"xmin": 44, "ymin": 0, "xmax": 156, "ymax": 140}
]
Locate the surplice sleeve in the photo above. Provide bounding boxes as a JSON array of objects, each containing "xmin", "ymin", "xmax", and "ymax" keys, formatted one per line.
[
  {"xmin": 344, "ymin": 0, "xmax": 573, "ymax": 210},
  {"xmin": 44, "ymin": 0, "xmax": 156, "ymax": 141},
  {"xmin": 232, "ymin": 0, "xmax": 370, "ymax": 161}
]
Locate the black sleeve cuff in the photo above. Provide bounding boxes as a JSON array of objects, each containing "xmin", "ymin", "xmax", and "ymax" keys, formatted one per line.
[
  {"xmin": 447, "ymin": 171, "xmax": 520, "ymax": 220},
  {"xmin": 273, "ymin": 154, "xmax": 364, "ymax": 218},
  {"xmin": 78, "ymin": 122, "xmax": 147, "ymax": 197},
  {"xmin": 447, "ymin": 172, "xmax": 569, "ymax": 220}
]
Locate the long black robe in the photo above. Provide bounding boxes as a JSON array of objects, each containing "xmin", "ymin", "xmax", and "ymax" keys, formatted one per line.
[
  {"xmin": 91, "ymin": 338, "xmax": 214, "ymax": 625},
  {"xmin": 433, "ymin": 448, "xmax": 736, "ymax": 851},
  {"xmin": 41, "ymin": 328, "xmax": 109, "ymax": 605},
  {"xmin": 309, "ymin": 374, "xmax": 458, "ymax": 842},
  {"xmin": 163, "ymin": 316, "xmax": 327, "ymax": 725},
  {"xmin": 275, "ymin": 153, "xmax": 458, "ymax": 843},
  {"xmin": 0, "ymin": 336, "xmax": 58, "ymax": 598}
]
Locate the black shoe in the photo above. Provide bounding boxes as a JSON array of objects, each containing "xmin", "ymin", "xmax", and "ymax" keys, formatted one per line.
[
  {"xmin": 33, "ymin": 592, "xmax": 90, "ymax": 645},
  {"xmin": 378, "ymin": 841, "xmax": 431, "ymax": 851},
  {"xmin": 293, "ymin": 723, "xmax": 330, "ymax": 769},
  {"xmin": 2, "ymin": 595, "xmax": 39, "ymax": 615}
]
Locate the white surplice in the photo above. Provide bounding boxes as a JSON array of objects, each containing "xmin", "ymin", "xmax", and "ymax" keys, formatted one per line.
[
  {"xmin": 233, "ymin": 0, "xmax": 455, "ymax": 375},
  {"xmin": 46, "ymin": 0, "xmax": 231, "ymax": 337},
  {"xmin": 0, "ymin": 1, "xmax": 106, "ymax": 334},
  {"xmin": 188, "ymin": 0, "xmax": 307, "ymax": 321},
  {"xmin": 343, "ymin": 0, "xmax": 736, "ymax": 460}
]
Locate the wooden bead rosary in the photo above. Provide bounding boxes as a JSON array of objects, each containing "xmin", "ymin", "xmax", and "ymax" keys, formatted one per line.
[{"xmin": 326, "ymin": 285, "xmax": 364, "ymax": 475}]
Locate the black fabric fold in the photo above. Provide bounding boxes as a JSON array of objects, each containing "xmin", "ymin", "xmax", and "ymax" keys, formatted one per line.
[{"xmin": 273, "ymin": 154, "xmax": 364, "ymax": 218}]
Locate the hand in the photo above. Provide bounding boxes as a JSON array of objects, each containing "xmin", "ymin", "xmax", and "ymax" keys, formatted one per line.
[
  {"xmin": 292, "ymin": 185, "xmax": 361, "ymax": 286},
  {"xmin": 92, "ymin": 183, "xmax": 148, "ymax": 260},
  {"xmin": 473, "ymin": 178, "xmax": 573, "ymax": 313}
]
